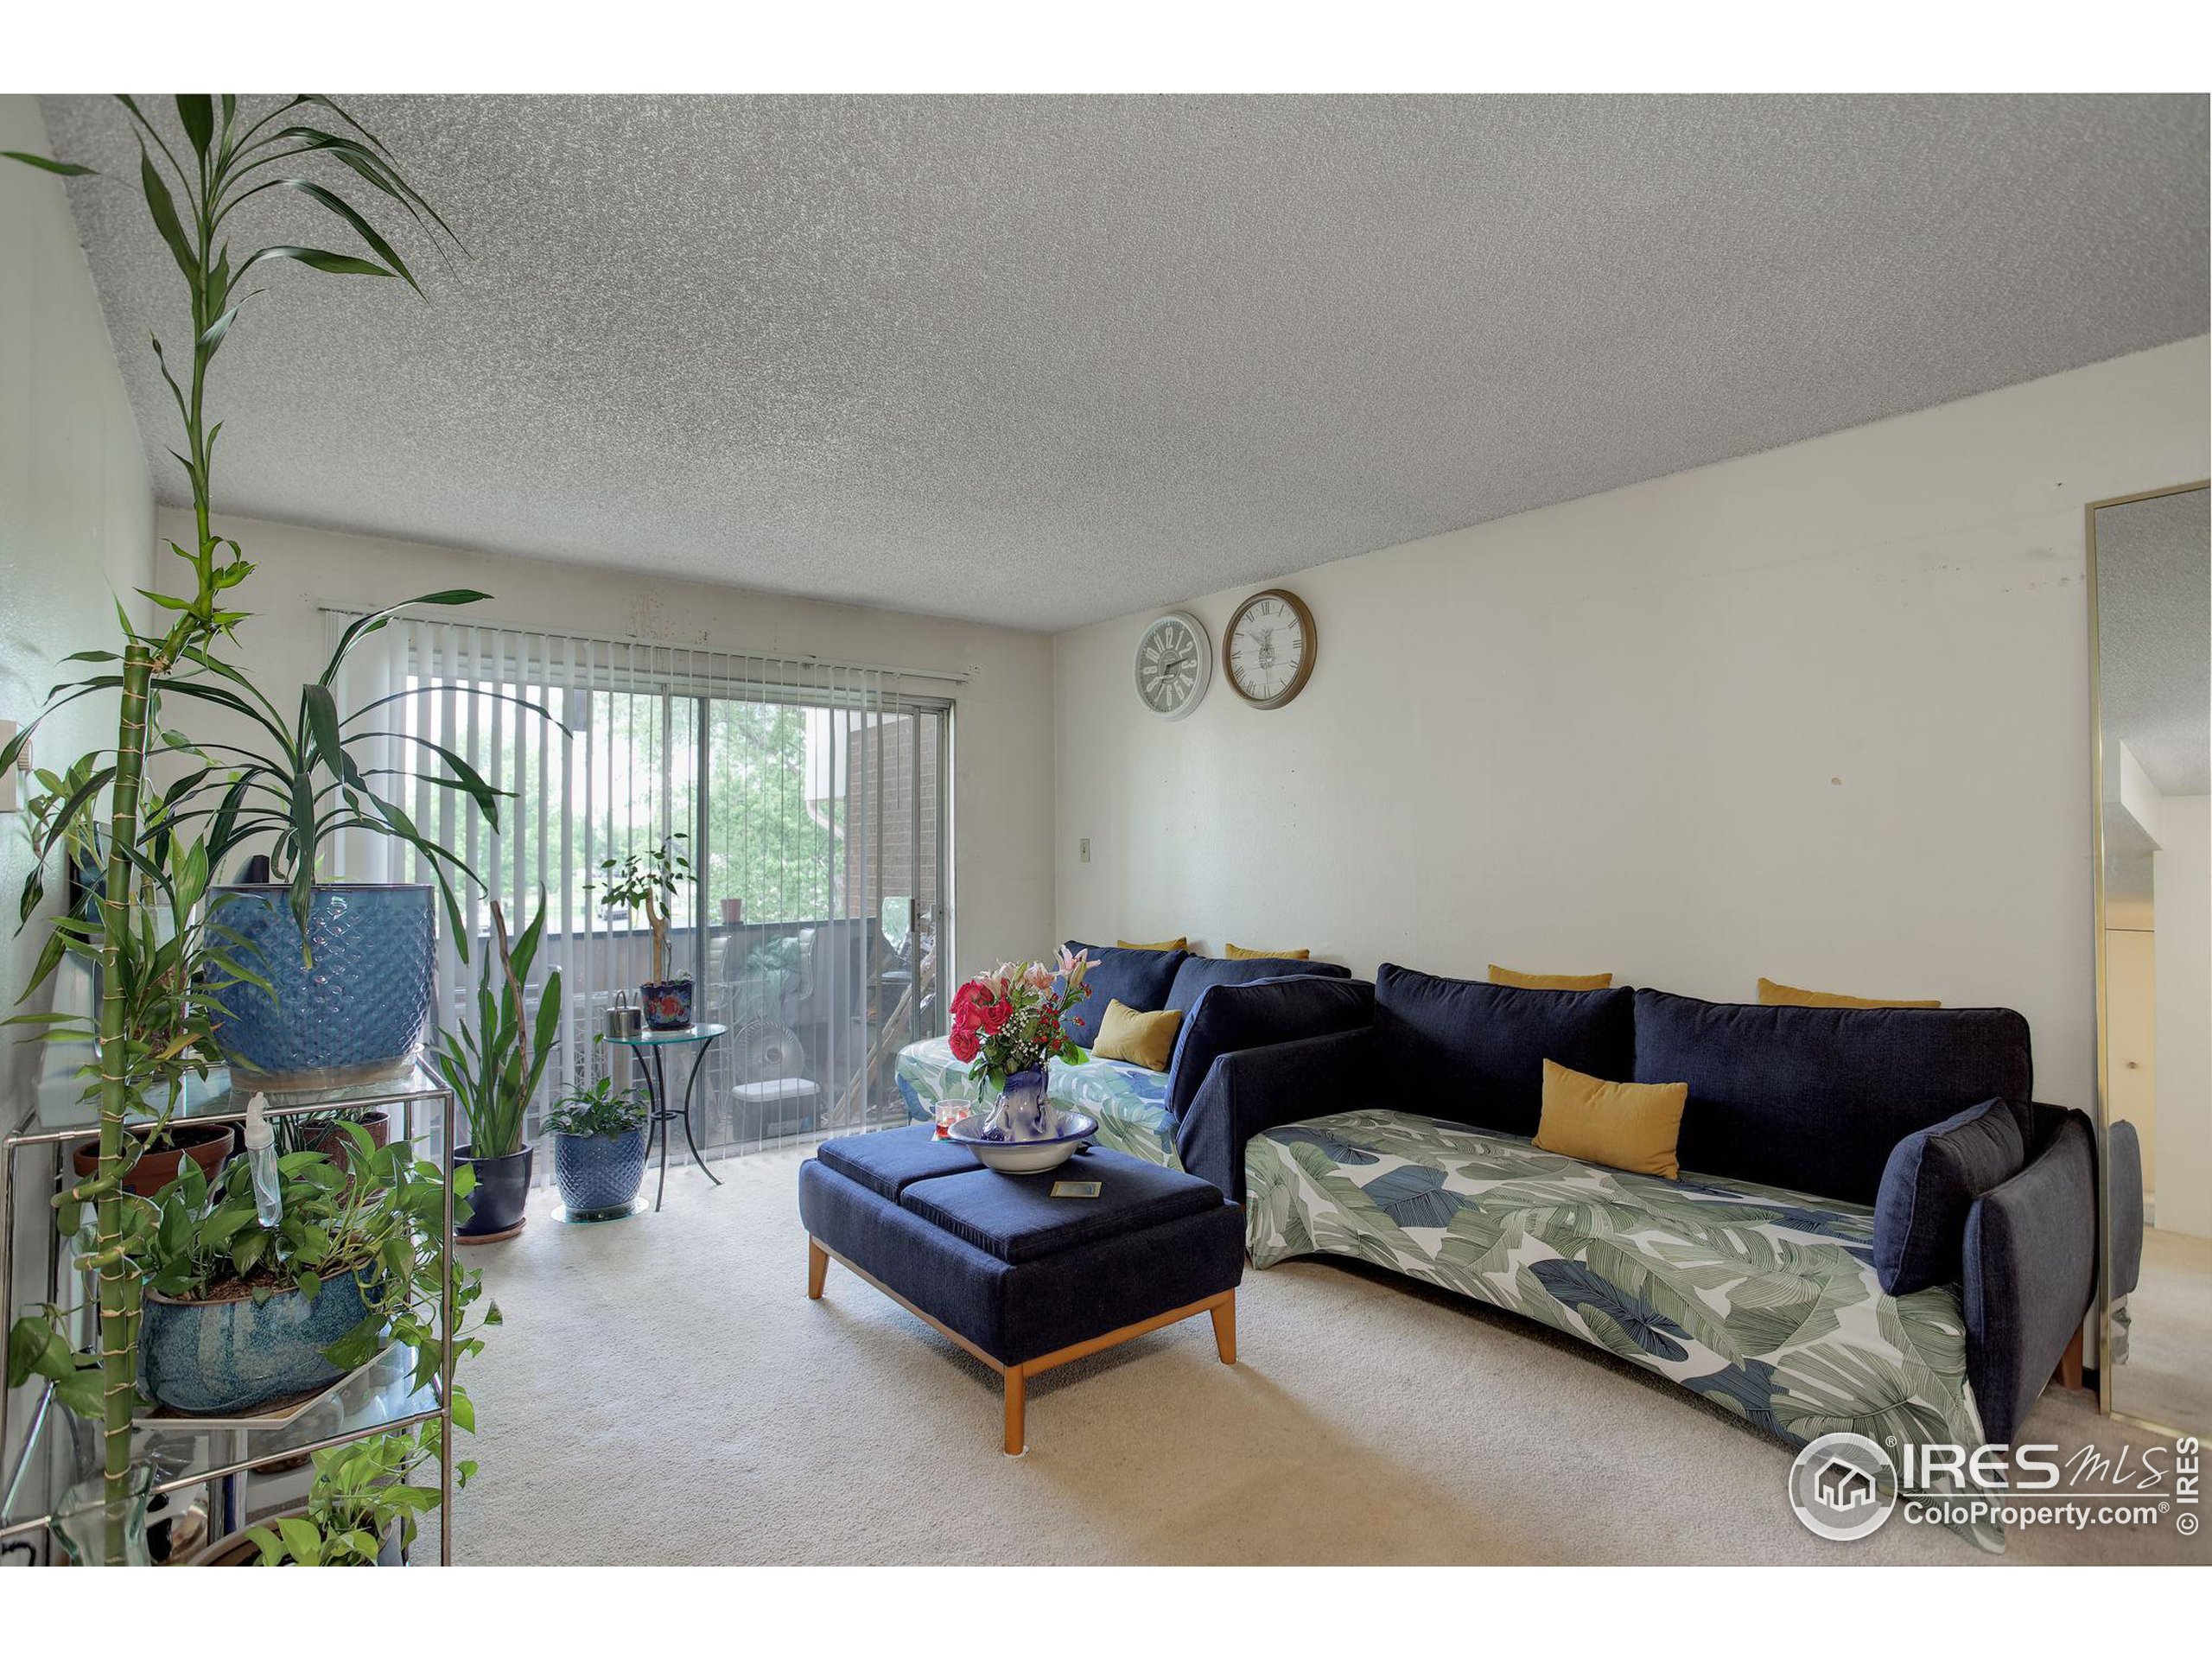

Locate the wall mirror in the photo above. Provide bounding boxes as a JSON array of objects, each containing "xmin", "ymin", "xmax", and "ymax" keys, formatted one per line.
[{"xmin": 2091, "ymin": 480, "xmax": 2211, "ymax": 1435}]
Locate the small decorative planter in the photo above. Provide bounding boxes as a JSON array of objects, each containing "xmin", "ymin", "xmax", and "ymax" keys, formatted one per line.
[
  {"xmin": 553, "ymin": 1123, "xmax": 650, "ymax": 1217},
  {"xmin": 140, "ymin": 1272, "xmax": 373, "ymax": 1416},
  {"xmin": 73, "ymin": 1121, "xmax": 235, "ymax": 1199},
  {"xmin": 209, "ymin": 883, "xmax": 437, "ymax": 1089},
  {"xmin": 640, "ymin": 976, "xmax": 695, "ymax": 1030},
  {"xmin": 455, "ymin": 1143, "xmax": 533, "ymax": 1243}
]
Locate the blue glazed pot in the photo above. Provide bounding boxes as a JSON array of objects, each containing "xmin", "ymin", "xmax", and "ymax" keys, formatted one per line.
[
  {"xmin": 141, "ymin": 1272, "xmax": 374, "ymax": 1415},
  {"xmin": 553, "ymin": 1126, "xmax": 649, "ymax": 1215},
  {"xmin": 209, "ymin": 884, "xmax": 436, "ymax": 1089}
]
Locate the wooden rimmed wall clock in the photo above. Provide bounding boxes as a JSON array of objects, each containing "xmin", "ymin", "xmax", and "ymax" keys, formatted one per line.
[{"xmin": 1223, "ymin": 588, "xmax": 1317, "ymax": 709}]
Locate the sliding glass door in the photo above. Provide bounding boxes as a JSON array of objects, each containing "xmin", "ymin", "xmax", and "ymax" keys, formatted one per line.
[{"xmin": 339, "ymin": 620, "xmax": 952, "ymax": 1164}]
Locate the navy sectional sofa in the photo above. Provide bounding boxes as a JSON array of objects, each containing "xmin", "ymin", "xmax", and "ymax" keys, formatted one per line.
[{"xmin": 1193, "ymin": 964, "xmax": 2095, "ymax": 1465}]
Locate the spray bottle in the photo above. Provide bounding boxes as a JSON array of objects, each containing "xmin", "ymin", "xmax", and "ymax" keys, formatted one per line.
[{"xmin": 243, "ymin": 1093, "xmax": 283, "ymax": 1230}]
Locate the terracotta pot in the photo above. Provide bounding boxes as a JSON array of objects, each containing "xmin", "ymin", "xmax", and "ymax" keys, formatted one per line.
[
  {"xmin": 73, "ymin": 1122, "xmax": 236, "ymax": 1198},
  {"xmin": 301, "ymin": 1109, "xmax": 394, "ymax": 1173}
]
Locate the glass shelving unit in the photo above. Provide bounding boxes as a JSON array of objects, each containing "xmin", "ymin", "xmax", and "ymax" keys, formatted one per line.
[{"xmin": 0, "ymin": 1065, "xmax": 460, "ymax": 1565}]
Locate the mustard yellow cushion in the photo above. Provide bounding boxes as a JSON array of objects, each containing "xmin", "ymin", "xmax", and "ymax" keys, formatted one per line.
[
  {"xmin": 1534, "ymin": 1058, "xmax": 1688, "ymax": 1180},
  {"xmin": 1490, "ymin": 963, "xmax": 1613, "ymax": 991},
  {"xmin": 1117, "ymin": 936, "xmax": 1188, "ymax": 953},
  {"xmin": 1091, "ymin": 999, "xmax": 1184, "ymax": 1071},
  {"xmin": 1225, "ymin": 943, "xmax": 1310, "ymax": 961},
  {"xmin": 1758, "ymin": 976, "xmax": 1940, "ymax": 1010}
]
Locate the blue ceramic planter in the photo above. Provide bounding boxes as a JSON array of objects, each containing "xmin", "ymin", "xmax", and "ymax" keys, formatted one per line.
[
  {"xmin": 209, "ymin": 884, "xmax": 436, "ymax": 1088},
  {"xmin": 141, "ymin": 1272, "xmax": 373, "ymax": 1415},
  {"xmin": 553, "ymin": 1126, "xmax": 649, "ymax": 1216}
]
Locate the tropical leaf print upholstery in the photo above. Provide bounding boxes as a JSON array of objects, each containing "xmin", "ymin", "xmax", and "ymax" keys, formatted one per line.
[
  {"xmin": 894, "ymin": 1036, "xmax": 1183, "ymax": 1169},
  {"xmin": 1246, "ymin": 1108, "xmax": 2001, "ymax": 1552}
]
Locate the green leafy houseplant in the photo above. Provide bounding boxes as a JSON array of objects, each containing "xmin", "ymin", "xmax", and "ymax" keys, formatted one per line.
[
  {"xmin": 2, "ymin": 94, "xmax": 461, "ymax": 1562},
  {"xmin": 237, "ymin": 1422, "xmax": 455, "ymax": 1565},
  {"xmin": 8, "ymin": 1128, "xmax": 493, "ymax": 1417},
  {"xmin": 544, "ymin": 1074, "xmax": 648, "ymax": 1139},
  {"xmin": 429, "ymin": 894, "xmax": 563, "ymax": 1162},
  {"xmin": 591, "ymin": 833, "xmax": 692, "ymax": 986}
]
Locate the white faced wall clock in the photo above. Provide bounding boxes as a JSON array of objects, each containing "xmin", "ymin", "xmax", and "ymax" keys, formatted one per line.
[
  {"xmin": 1134, "ymin": 610, "xmax": 1212, "ymax": 720},
  {"xmin": 1224, "ymin": 588, "xmax": 1317, "ymax": 709}
]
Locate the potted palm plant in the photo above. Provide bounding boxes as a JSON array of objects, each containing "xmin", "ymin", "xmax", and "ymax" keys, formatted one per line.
[
  {"xmin": 592, "ymin": 834, "xmax": 695, "ymax": 1028},
  {"xmin": 430, "ymin": 894, "xmax": 563, "ymax": 1243},
  {"xmin": 545, "ymin": 1073, "xmax": 651, "ymax": 1217},
  {"xmin": 0, "ymin": 94, "xmax": 467, "ymax": 1561}
]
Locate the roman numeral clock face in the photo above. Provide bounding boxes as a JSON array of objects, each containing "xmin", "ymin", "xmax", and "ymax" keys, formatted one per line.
[
  {"xmin": 1134, "ymin": 611, "xmax": 1211, "ymax": 720},
  {"xmin": 1225, "ymin": 588, "xmax": 1318, "ymax": 709}
]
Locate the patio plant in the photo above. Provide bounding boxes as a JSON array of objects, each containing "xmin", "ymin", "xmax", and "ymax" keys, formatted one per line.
[
  {"xmin": 1, "ymin": 94, "xmax": 463, "ymax": 1561},
  {"xmin": 429, "ymin": 894, "xmax": 563, "ymax": 1239},
  {"xmin": 591, "ymin": 832, "xmax": 695, "ymax": 1027}
]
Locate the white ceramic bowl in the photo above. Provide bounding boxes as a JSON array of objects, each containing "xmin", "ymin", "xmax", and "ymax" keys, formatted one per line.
[{"xmin": 945, "ymin": 1109, "xmax": 1099, "ymax": 1174}]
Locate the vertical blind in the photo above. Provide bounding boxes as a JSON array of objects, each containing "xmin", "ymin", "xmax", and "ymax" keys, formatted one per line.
[{"xmin": 329, "ymin": 613, "xmax": 952, "ymax": 1170}]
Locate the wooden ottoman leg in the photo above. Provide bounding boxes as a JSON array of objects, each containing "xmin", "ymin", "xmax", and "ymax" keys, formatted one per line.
[
  {"xmin": 1003, "ymin": 1366, "xmax": 1027, "ymax": 1456},
  {"xmin": 807, "ymin": 1238, "xmax": 829, "ymax": 1300},
  {"xmin": 1211, "ymin": 1293, "xmax": 1236, "ymax": 1364}
]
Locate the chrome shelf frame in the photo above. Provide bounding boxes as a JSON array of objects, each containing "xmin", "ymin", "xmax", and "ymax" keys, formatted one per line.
[{"xmin": 0, "ymin": 1071, "xmax": 459, "ymax": 1565}]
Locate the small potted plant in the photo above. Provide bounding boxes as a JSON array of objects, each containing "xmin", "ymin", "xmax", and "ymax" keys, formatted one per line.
[
  {"xmin": 10, "ymin": 1126, "xmax": 481, "ymax": 1420},
  {"xmin": 591, "ymin": 834, "xmax": 694, "ymax": 1028},
  {"xmin": 545, "ymin": 1074, "xmax": 651, "ymax": 1217},
  {"xmin": 430, "ymin": 894, "xmax": 562, "ymax": 1243},
  {"xmin": 201, "ymin": 1421, "xmax": 461, "ymax": 1565}
]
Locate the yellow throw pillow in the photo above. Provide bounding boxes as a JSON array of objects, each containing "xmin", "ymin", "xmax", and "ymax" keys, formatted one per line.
[
  {"xmin": 1091, "ymin": 999, "xmax": 1185, "ymax": 1072},
  {"xmin": 1758, "ymin": 976, "xmax": 1940, "ymax": 1010},
  {"xmin": 1534, "ymin": 1058, "xmax": 1688, "ymax": 1180},
  {"xmin": 1117, "ymin": 936, "xmax": 1188, "ymax": 952},
  {"xmin": 1490, "ymin": 964, "xmax": 1614, "ymax": 991},
  {"xmin": 1225, "ymin": 943, "xmax": 1310, "ymax": 961}
]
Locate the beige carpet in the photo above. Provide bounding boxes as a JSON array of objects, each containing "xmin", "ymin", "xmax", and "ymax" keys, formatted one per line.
[
  {"xmin": 2113, "ymin": 1226, "xmax": 2212, "ymax": 1435},
  {"xmin": 435, "ymin": 1147, "xmax": 2209, "ymax": 1567}
]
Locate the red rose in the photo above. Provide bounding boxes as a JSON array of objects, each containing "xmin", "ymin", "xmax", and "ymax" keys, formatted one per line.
[
  {"xmin": 948, "ymin": 1025, "xmax": 981, "ymax": 1063},
  {"xmin": 953, "ymin": 982, "xmax": 986, "ymax": 1016},
  {"xmin": 978, "ymin": 996, "xmax": 1012, "ymax": 1034}
]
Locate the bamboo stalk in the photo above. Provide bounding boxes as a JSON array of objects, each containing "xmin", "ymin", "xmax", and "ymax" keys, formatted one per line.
[{"xmin": 92, "ymin": 645, "xmax": 152, "ymax": 1564}]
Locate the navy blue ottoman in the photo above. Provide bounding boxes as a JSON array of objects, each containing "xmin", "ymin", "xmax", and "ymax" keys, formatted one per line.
[{"xmin": 799, "ymin": 1126, "xmax": 1244, "ymax": 1453}]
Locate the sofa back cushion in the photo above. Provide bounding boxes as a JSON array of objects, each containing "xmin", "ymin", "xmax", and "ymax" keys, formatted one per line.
[
  {"xmin": 1061, "ymin": 942, "xmax": 1187, "ymax": 1048},
  {"xmin": 1632, "ymin": 989, "xmax": 2033, "ymax": 1205},
  {"xmin": 1162, "ymin": 973, "xmax": 1376, "ymax": 1124},
  {"xmin": 1872, "ymin": 1097, "xmax": 2025, "ymax": 1294},
  {"xmin": 1376, "ymin": 963, "xmax": 1635, "ymax": 1139},
  {"xmin": 1165, "ymin": 952, "xmax": 1351, "ymax": 1014}
]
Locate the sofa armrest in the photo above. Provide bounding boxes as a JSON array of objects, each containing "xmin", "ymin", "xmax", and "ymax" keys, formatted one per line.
[
  {"xmin": 1176, "ymin": 1026, "xmax": 1374, "ymax": 1201},
  {"xmin": 2104, "ymin": 1118, "xmax": 2145, "ymax": 1300},
  {"xmin": 1961, "ymin": 1107, "xmax": 2095, "ymax": 1446},
  {"xmin": 1163, "ymin": 975, "xmax": 1376, "ymax": 1126}
]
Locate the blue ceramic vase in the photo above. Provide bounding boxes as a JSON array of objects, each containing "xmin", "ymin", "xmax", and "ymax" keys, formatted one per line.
[
  {"xmin": 553, "ymin": 1125, "xmax": 649, "ymax": 1215},
  {"xmin": 141, "ymin": 1272, "xmax": 373, "ymax": 1415},
  {"xmin": 209, "ymin": 884, "xmax": 436, "ymax": 1088}
]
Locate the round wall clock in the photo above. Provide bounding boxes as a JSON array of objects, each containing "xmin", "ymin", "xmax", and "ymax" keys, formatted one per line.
[
  {"xmin": 1134, "ymin": 610, "xmax": 1212, "ymax": 720},
  {"xmin": 1224, "ymin": 588, "xmax": 1317, "ymax": 709}
]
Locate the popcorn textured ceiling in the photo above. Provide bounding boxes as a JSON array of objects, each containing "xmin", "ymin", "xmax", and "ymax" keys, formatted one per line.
[{"xmin": 38, "ymin": 94, "xmax": 2209, "ymax": 633}]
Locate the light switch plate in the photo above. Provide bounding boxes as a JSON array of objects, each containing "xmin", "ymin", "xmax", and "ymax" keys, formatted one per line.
[
  {"xmin": 1079, "ymin": 836, "xmax": 1090, "ymax": 864},
  {"xmin": 0, "ymin": 721, "xmax": 17, "ymax": 812}
]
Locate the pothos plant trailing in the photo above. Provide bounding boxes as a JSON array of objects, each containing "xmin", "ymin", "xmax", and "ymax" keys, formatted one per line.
[{"xmin": 1, "ymin": 95, "xmax": 475, "ymax": 1563}]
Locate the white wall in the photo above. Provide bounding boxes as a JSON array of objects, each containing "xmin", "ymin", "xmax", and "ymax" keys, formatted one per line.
[
  {"xmin": 156, "ymin": 510, "xmax": 1058, "ymax": 984},
  {"xmin": 2153, "ymin": 798, "xmax": 2210, "ymax": 1237},
  {"xmin": 1055, "ymin": 336, "xmax": 2212, "ymax": 1111},
  {"xmin": 1, "ymin": 95, "xmax": 154, "ymax": 1349}
]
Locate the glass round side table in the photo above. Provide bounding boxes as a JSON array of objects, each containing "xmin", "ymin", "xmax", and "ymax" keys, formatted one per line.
[{"xmin": 616, "ymin": 1023, "xmax": 728, "ymax": 1211}]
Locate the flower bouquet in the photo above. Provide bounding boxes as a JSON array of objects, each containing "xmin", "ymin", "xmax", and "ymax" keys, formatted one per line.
[{"xmin": 944, "ymin": 948, "xmax": 1093, "ymax": 1141}]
